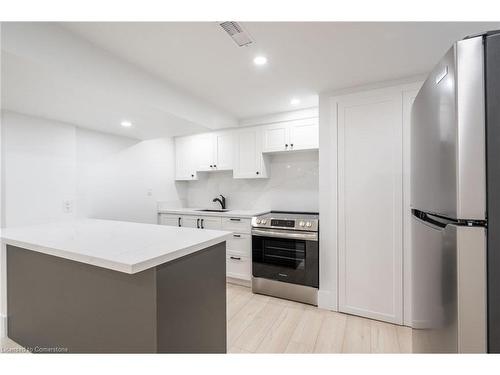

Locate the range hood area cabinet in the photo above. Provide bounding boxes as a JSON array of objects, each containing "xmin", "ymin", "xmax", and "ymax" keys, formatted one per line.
[
  {"xmin": 232, "ymin": 127, "xmax": 269, "ymax": 179},
  {"xmin": 262, "ymin": 118, "xmax": 319, "ymax": 153},
  {"xmin": 174, "ymin": 116, "xmax": 318, "ymax": 181},
  {"xmin": 175, "ymin": 131, "xmax": 235, "ymax": 180}
]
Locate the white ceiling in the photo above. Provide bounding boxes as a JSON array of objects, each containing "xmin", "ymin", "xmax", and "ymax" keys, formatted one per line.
[
  {"xmin": 1, "ymin": 23, "xmax": 237, "ymax": 140},
  {"xmin": 2, "ymin": 22, "xmax": 500, "ymax": 139},
  {"xmin": 63, "ymin": 22, "xmax": 500, "ymax": 119}
]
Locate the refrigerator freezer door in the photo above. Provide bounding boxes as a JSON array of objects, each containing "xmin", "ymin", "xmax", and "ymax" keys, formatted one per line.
[
  {"xmin": 411, "ymin": 37, "xmax": 486, "ymax": 220},
  {"xmin": 411, "ymin": 213, "xmax": 486, "ymax": 353}
]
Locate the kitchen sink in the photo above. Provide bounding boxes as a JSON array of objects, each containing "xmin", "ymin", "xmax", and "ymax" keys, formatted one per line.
[{"xmin": 197, "ymin": 209, "xmax": 230, "ymax": 212}]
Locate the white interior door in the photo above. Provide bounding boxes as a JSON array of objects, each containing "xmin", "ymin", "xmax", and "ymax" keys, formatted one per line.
[{"xmin": 337, "ymin": 91, "xmax": 403, "ymax": 324}]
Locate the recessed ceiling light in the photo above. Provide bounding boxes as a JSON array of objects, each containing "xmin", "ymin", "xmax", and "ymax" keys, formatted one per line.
[
  {"xmin": 121, "ymin": 121, "xmax": 132, "ymax": 128},
  {"xmin": 253, "ymin": 55, "xmax": 267, "ymax": 66},
  {"xmin": 290, "ymin": 98, "xmax": 301, "ymax": 106}
]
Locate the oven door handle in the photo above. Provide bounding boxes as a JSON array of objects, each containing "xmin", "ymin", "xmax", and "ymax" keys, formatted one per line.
[{"xmin": 251, "ymin": 228, "xmax": 318, "ymax": 241}]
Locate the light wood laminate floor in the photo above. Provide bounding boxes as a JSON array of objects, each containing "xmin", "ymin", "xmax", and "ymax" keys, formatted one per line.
[
  {"xmin": 0, "ymin": 283, "xmax": 412, "ymax": 354},
  {"xmin": 227, "ymin": 283, "xmax": 412, "ymax": 353}
]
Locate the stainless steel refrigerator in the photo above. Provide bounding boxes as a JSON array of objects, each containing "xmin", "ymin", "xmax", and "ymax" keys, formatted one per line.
[{"xmin": 411, "ymin": 30, "xmax": 500, "ymax": 353}]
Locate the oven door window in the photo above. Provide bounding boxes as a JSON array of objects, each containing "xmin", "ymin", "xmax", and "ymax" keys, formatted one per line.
[{"xmin": 262, "ymin": 237, "xmax": 306, "ymax": 270}]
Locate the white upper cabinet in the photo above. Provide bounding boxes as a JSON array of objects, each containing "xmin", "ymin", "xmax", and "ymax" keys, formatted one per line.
[
  {"xmin": 288, "ymin": 118, "xmax": 319, "ymax": 151},
  {"xmin": 174, "ymin": 113, "xmax": 318, "ymax": 181},
  {"xmin": 262, "ymin": 118, "xmax": 319, "ymax": 153},
  {"xmin": 175, "ymin": 136, "xmax": 198, "ymax": 181},
  {"xmin": 262, "ymin": 123, "xmax": 289, "ymax": 152},
  {"xmin": 193, "ymin": 133, "xmax": 215, "ymax": 172},
  {"xmin": 233, "ymin": 127, "xmax": 268, "ymax": 179},
  {"xmin": 213, "ymin": 131, "xmax": 234, "ymax": 171},
  {"xmin": 187, "ymin": 131, "xmax": 235, "ymax": 173}
]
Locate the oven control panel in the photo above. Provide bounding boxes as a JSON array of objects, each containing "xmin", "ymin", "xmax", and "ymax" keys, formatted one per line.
[
  {"xmin": 252, "ymin": 212, "xmax": 319, "ymax": 232},
  {"xmin": 270, "ymin": 219, "xmax": 295, "ymax": 228}
]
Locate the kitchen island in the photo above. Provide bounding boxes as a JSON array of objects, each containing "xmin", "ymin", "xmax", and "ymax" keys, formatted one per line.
[{"xmin": 0, "ymin": 219, "xmax": 232, "ymax": 353}]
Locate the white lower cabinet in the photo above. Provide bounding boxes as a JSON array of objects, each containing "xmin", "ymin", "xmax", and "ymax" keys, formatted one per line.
[
  {"xmin": 180, "ymin": 215, "xmax": 199, "ymax": 228},
  {"xmin": 159, "ymin": 213, "xmax": 181, "ymax": 227},
  {"xmin": 226, "ymin": 253, "xmax": 251, "ymax": 281},
  {"xmin": 199, "ymin": 216, "xmax": 222, "ymax": 230},
  {"xmin": 158, "ymin": 214, "xmax": 221, "ymax": 230},
  {"xmin": 159, "ymin": 213, "xmax": 252, "ymax": 281},
  {"xmin": 221, "ymin": 217, "xmax": 251, "ymax": 234},
  {"xmin": 224, "ymin": 219, "xmax": 252, "ymax": 281},
  {"xmin": 226, "ymin": 233, "xmax": 251, "ymax": 257}
]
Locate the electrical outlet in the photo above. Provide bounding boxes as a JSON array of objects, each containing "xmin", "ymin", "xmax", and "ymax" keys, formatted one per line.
[{"xmin": 63, "ymin": 200, "xmax": 73, "ymax": 213}]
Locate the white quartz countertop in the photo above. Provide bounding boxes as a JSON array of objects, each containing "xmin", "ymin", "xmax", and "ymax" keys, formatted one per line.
[
  {"xmin": 157, "ymin": 207, "xmax": 270, "ymax": 218},
  {"xmin": 1, "ymin": 219, "xmax": 233, "ymax": 274}
]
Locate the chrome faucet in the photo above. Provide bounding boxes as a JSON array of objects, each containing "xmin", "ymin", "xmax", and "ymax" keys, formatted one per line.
[{"xmin": 212, "ymin": 195, "xmax": 226, "ymax": 210}]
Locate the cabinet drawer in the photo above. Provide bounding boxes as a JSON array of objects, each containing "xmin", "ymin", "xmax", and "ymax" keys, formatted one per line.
[
  {"xmin": 226, "ymin": 253, "xmax": 251, "ymax": 281},
  {"xmin": 226, "ymin": 233, "xmax": 251, "ymax": 257},
  {"xmin": 159, "ymin": 214, "xmax": 181, "ymax": 226},
  {"xmin": 222, "ymin": 217, "xmax": 251, "ymax": 234}
]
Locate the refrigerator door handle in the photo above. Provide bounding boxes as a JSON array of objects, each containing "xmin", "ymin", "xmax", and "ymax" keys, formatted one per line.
[{"xmin": 411, "ymin": 209, "xmax": 455, "ymax": 230}]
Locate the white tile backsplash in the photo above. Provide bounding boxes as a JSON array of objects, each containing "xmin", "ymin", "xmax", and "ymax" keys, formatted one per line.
[{"xmin": 185, "ymin": 151, "xmax": 319, "ymax": 212}]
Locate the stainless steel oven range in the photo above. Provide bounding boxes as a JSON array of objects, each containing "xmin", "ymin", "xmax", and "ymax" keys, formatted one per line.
[{"xmin": 251, "ymin": 211, "xmax": 319, "ymax": 305}]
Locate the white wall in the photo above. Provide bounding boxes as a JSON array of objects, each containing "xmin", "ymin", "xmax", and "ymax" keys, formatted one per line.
[
  {"xmin": 76, "ymin": 128, "xmax": 185, "ymax": 224},
  {"xmin": 2, "ymin": 112, "xmax": 77, "ymax": 227},
  {"xmin": 1, "ymin": 111, "xmax": 185, "ymax": 227},
  {"xmin": 184, "ymin": 151, "xmax": 319, "ymax": 212},
  {"xmin": 0, "ymin": 111, "xmax": 185, "ymax": 337}
]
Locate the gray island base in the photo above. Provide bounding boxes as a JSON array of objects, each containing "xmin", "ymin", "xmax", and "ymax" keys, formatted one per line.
[{"xmin": 6, "ymin": 242, "xmax": 227, "ymax": 353}]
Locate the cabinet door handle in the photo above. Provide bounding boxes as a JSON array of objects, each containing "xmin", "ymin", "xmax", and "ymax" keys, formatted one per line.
[
  {"xmin": 201, "ymin": 218, "xmax": 204, "ymax": 229},
  {"xmin": 210, "ymin": 165, "xmax": 213, "ymax": 168},
  {"xmin": 256, "ymin": 171, "xmax": 260, "ymax": 175},
  {"xmin": 290, "ymin": 143, "xmax": 294, "ymax": 148},
  {"xmin": 233, "ymin": 234, "xmax": 241, "ymax": 238},
  {"xmin": 285, "ymin": 144, "xmax": 288, "ymax": 148},
  {"xmin": 230, "ymin": 256, "xmax": 241, "ymax": 261},
  {"xmin": 197, "ymin": 218, "xmax": 200, "ymax": 228},
  {"xmin": 178, "ymin": 217, "xmax": 181, "ymax": 227},
  {"xmin": 230, "ymin": 218, "xmax": 241, "ymax": 222},
  {"xmin": 191, "ymin": 174, "xmax": 194, "ymax": 178},
  {"xmin": 214, "ymin": 164, "xmax": 217, "ymax": 168}
]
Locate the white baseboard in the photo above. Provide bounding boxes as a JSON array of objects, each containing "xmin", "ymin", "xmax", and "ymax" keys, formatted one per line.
[
  {"xmin": 318, "ymin": 290, "xmax": 338, "ymax": 311},
  {"xmin": 0, "ymin": 314, "xmax": 6, "ymax": 338}
]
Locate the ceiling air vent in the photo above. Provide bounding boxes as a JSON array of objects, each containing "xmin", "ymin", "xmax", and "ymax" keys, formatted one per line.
[{"xmin": 219, "ymin": 21, "xmax": 253, "ymax": 47}]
